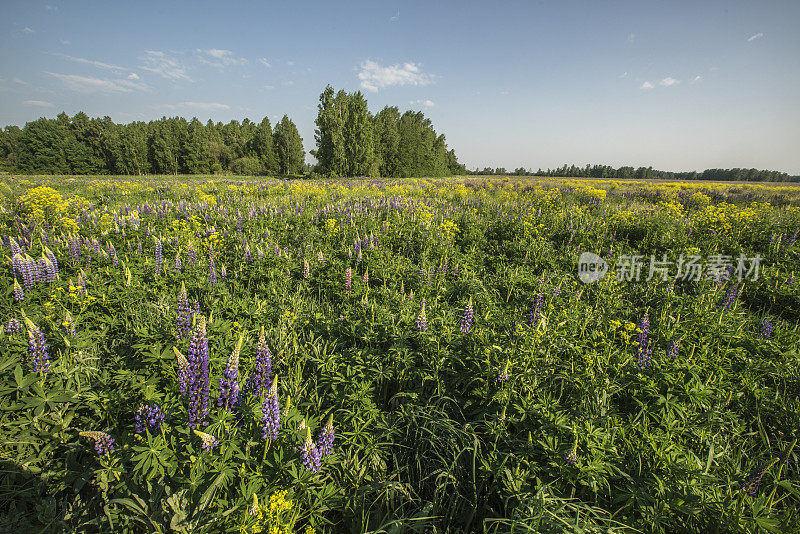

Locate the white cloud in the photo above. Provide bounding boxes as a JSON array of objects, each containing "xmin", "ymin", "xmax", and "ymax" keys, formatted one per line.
[
  {"xmin": 163, "ymin": 102, "xmax": 230, "ymax": 111},
  {"xmin": 197, "ymin": 49, "xmax": 247, "ymax": 68},
  {"xmin": 263, "ymin": 84, "xmax": 274, "ymax": 90},
  {"xmin": 23, "ymin": 27, "xmax": 34, "ymax": 34},
  {"xmin": 627, "ymin": 33, "xmax": 635, "ymax": 43},
  {"xmin": 747, "ymin": 32, "xmax": 763, "ymax": 42},
  {"xmin": 24, "ymin": 100, "xmax": 55, "ymax": 107},
  {"xmin": 258, "ymin": 58, "xmax": 271, "ymax": 68},
  {"xmin": 390, "ymin": 10, "xmax": 400, "ymax": 22},
  {"xmin": 357, "ymin": 60, "xmax": 435, "ymax": 92},
  {"xmin": 660, "ymin": 77, "xmax": 679, "ymax": 87},
  {"xmin": 640, "ymin": 81, "xmax": 654, "ymax": 89},
  {"xmin": 286, "ymin": 60, "xmax": 294, "ymax": 66},
  {"xmin": 140, "ymin": 50, "xmax": 192, "ymax": 82},
  {"xmin": 60, "ymin": 39, "xmax": 70, "ymax": 45},
  {"xmin": 282, "ymin": 80, "xmax": 294, "ymax": 86},
  {"xmin": 45, "ymin": 5, "xmax": 58, "ymax": 11},
  {"xmin": 691, "ymin": 75, "xmax": 702, "ymax": 83},
  {"xmin": 12, "ymin": 78, "xmax": 27, "ymax": 85},
  {"xmin": 55, "ymin": 53, "xmax": 126, "ymax": 71},
  {"xmin": 409, "ymin": 99, "xmax": 435, "ymax": 108},
  {"xmin": 128, "ymin": 72, "xmax": 140, "ymax": 80},
  {"xmin": 619, "ymin": 72, "xmax": 628, "ymax": 79},
  {"xmin": 46, "ymin": 72, "xmax": 149, "ymax": 93}
]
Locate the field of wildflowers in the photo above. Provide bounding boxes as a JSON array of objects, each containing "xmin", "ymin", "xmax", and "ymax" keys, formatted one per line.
[{"xmin": 1, "ymin": 175, "xmax": 799, "ymax": 533}]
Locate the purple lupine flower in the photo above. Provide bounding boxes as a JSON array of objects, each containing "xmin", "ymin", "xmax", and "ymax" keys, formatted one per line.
[
  {"xmin": 303, "ymin": 259, "xmax": 310, "ymax": 279},
  {"xmin": 80, "ymin": 431, "xmax": 115, "ymax": 455},
  {"xmin": 63, "ymin": 311, "xmax": 75, "ymax": 337},
  {"xmin": 460, "ymin": 298, "xmax": 474, "ymax": 334},
  {"xmin": 137, "ymin": 238, "xmax": 142, "ymax": 255},
  {"xmin": 245, "ymin": 327, "xmax": 272, "ymax": 397},
  {"xmin": 218, "ymin": 335, "xmax": 243, "ymax": 410},
  {"xmin": 452, "ymin": 264, "xmax": 459, "ymax": 280},
  {"xmin": 194, "ymin": 429, "xmax": 219, "ymax": 451},
  {"xmin": 741, "ymin": 464, "xmax": 766, "ymax": 497},
  {"xmin": 564, "ymin": 441, "xmax": 578, "ymax": 466},
  {"xmin": 134, "ymin": 403, "xmax": 166, "ymax": 434},
  {"xmin": 45, "ymin": 246, "xmax": 58, "ymax": 276},
  {"xmin": 718, "ymin": 282, "xmax": 740, "ymax": 311},
  {"xmin": 667, "ymin": 337, "xmax": 681, "ymax": 359},
  {"xmin": 261, "ymin": 375, "xmax": 280, "ymax": 440},
  {"xmin": 317, "ymin": 415, "xmax": 335, "ymax": 457},
  {"xmin": 153, "ymin": 238, "xmax": 162, "ymax": 275},
  {"xmin": 176, "ymin": 282, "xmax": 192, "ymax": 339},
  {"xmin": 345, "ymin": 267, "xmax": 352, "ymax": 294},
  {"xmin": 416, "ymin": 299, "xmax": 427, "ymax": 331},
  {"xmin": 174, "ymin": 347, "xmax": 189, "ymax": 395},
  {"xmin": 13, "ymin": 278, "xmax": 24, "ymax": 302},
  {"xmin": 497, "ymin": 361, "xmax": 510, "ymax": 383},
  {"xmin": 186, "ymin": 315, "xmax": 210, "ymax": 429},
  {"xmin": 636, "ymin": 314, "xmax": 653, "ymax": 370},
  {"xmin": 24, "ymin": 317, "xmax": 50, "ymax": 374},
  {"xmin": 208, "ymin": 256, "xmax": 217, "ymax": 284},
  {"xmin": 301, "ymin": 428, "xmax": 322, "ymax": 473},
  {"xmin": 244, "ymin": 244, "xmax": 253, "ymax": 264},
  {"xmin": 6, "ymin": 317, "xmax": 21, "ymax": 336},
  {"xmin": 760, "ymin": 319, "xmax": 773, "ymax": 339},
  {"xmin": 363, "ymin": 269, "xmax": 369, "ymax": 285},
  {"xmin": 187, "ymin": 243, "xmax": 197, "ymax": 267},
  {"xmin": 43, "ymin": 257, "xmax": 57, "ymax": 283},
  {"xmin": 174, "ymin": 250, "xmax": 182, "ymax": 272},
  {"xmin": 528, "ymin": 293, "xmax": 544, "ymax": 327}
]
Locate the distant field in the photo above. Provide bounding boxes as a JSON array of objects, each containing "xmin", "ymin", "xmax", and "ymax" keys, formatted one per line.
[{"xmin": 2, "ymin": 175, "xmax": 798, "ymax": 533}]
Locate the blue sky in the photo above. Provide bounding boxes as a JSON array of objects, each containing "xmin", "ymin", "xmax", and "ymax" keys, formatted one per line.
[{"xmin": 1, "ymin": 0, "xmax": 798, "ymax": 173}]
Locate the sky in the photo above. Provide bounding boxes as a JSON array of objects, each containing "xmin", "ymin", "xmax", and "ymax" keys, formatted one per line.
[{"xmin": 1, "ymin": 0, "xmax": 798, "ymax": 174}]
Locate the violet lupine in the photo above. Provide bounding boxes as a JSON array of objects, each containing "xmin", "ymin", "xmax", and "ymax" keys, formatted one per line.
[
  {"xmin": 416, "ymin": 299, "xmax": 427, "ymax": 331},
  {"xmin": 667, "ymin": 337, "xmax": 681, "ymax": 359},
  {"xmin": 186, "ymin": 315, "xmax": 210, "ymax": 429},
  {"xmin": 176, "ymin": 282, "xmax": 192, "ymax": 340},
  {"xmin": 301, "ymin": 428, "xmax": 322, "ymax": 473},
  {"xmin": 760, "ymin": 319, "xmax": 773, "ymax": 339},
  {"xmin": 741, "ymin": 464, "xmax": 766, "ymax": 497},
  {"xmin": 363, "ymin": 269, "xmax": 369, "ymax": 285},
  {"xmin": 218, "ymin": 335, "xmax": 243, "ymax": 410},
  {"xmin": 174, "ymin": 347, "xmax": 190, "ymax": 395},
  {"xmin": 528, "ymin": 293, "xmax": 544, "ymax": 327},
  {"xmin": 245, "ymin": 327, "xmax": 272, "ymax": 397},
  {"xmin": 317, "ymin": 414, "xmax": 335, "ymax": 457},
  {"xmin": 6, "ymin": 317, "xmax": 21, "ymax": 336},
  {"xmin": 63, "ymin": 311, "xmax": 75, "ymax": 337},
  {"xmin": 261, "ymin": 375, "xmax": 280, "ymax": 440},
  {"xmin": 187, "ymin": 243, "xmax": 197, "ymax": 266},
  {"xmin": 134, "ymin": 403, "xmax": 166, "ymax": 434},
  {"xmin": 303, "ymin": 259, "xmax": 310, "ymax": 279},
  {"xmin": 44, "ymin": 246, "xmax": 59, "ymax": 277},
  {"xmin": 80, "ymin": 431, "xmax": 115, "ymax": 455},
  {"xmin": 244, "ymin": 244, "xmax": 253, "ymax": 264},
  {"xmin": 345, "ymin": 267, "xmax": 352, "ymax": 294},
  {"xmin": 460, "ymin": 297, "xmax": 474, "ymax": 334},
  {"xmin": 193, "ymin": 429, "xmax": 219, "ymax": 451},
  {"xmin": 13, "ymin": 278, "xmax": 24, "ymax": 302},
  {"xmin": 174, "ymin": 250, "xmax": 182, "ymax": 272},
  {"xmin": 497, "ymin": 361, "xmax": 510, "ymax": 383},
  {"xmin": 43, "ymin": 257, "xmax": 57, "ymax": 284},
  {"xmin": 564, "ymin": 441, "xmax": 578, "ymax": 466},
  {"xmin": 452, "ymin": 264, "xmax": 459, "ymax": 280},
  {"xmin": 636, "ymin": 314, "xmax": 653, "ymax": 370},
  {"xmin": 718, "ymin": 282, "xmax": 740, "ymax": 311},
  {"xmin": 208, "ymin": 256, "xmax": 217, "ymax": 284},
  {"xmin": 24, "ymin": 317, "xmax": 50, "ymax": 375}
]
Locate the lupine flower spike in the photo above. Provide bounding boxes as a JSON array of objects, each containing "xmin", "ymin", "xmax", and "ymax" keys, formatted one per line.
[
  {"xmin": 218, "ymin": 334, "xmax": 243, "ymax": 410},
  {"xmin": 174, "ymin": 346, "xmax": 189, "ymax": 395},
  {"xmin": 416, "ymin": 299, "xmax": 427, "ymax": 331},
  {"xmin": 186, "ymin": 315, "xmax": 210, "ymax": 428},
  {"xmin": 63, "ymin": 311, "xmax": 76, "ymax": 337},
  {"xmin": 6, "ymin": 317, "xmax": 21, "ymax": 336},
  {"xmin": 193, "ymin": 429, "xmax": 219, "ymax": 451},
  {"xmin": 23, "ymin": 316, "xmax": 50, "ymax": 375},
  {"xmin": 564, "ymin": 437, "xmax": 578, "ymax": 466},
  {"xmin": 135, "ymin": 403, "xmax": 166, "ymax": 434},
  {"xmin": 80, "ymin": 431, "xmax": 115, "ymax": 455},
  {"xmin": 460, "ymin": 297, "xmax": 474, "ymax": 333},
  {"xmin": 301, "ymin": 428, "xmax": 322, "ymax": 473},
  {"xmin": 318, "ymin": 414, "xmax": 335, "ymax": 457},
  {"xmin": 261, "ymin": 375, "xmax": 281, "ymax": 440},
  {"xmin": 245, "ymin": 327, "xmax": 272, "ymax": 397},
  {"xmin": 497, "ymin": 360, "xmax": 510, "ymax": 383}
]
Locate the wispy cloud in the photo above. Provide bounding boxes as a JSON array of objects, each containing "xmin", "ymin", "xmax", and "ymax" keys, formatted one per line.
[
  {"xmin": 258, "ymin": 58, "xmax": 271, "ymax": 68},
  {"xmin": 23, "ymin": 27, "xmax": 34, "ymax": 34},
  {"xmin": 12, "ymin": 78, "xmax": 27, "ymax": 85},
  {"xmin": 46, "ymin": 72, "xmax": 149, "ymax": 93},
  {"xmin": 660, "ymin": 77, "xmax": 679, "ymax": 87},
  {"xmin": 60, "ymin": 39, "xmax": 70, "ymax": 45},
  {"xmin": 640, "ymin": 81, "xmax": 654, "ymax": 90},
  {"xmin": 410, "ymin": 99, "xmax": 434, "ymax": 108},
  {"xmin": 196, "ymin": 48, "xmax": 247, "ymax": 68},
  {"xmin": 390, "ymin": 10, "xmax": 400, "ymax": 22},
  {"xmin": 140, "ymin": 50, "xmax": 192, "ymax": 82},
  {"xmin": 286, "ymin": 60, "xmax": 294, "ymax": 66},
  {"xmin": 619, "ymin": 72, "xmax": 629, "ymax": 79},
  {"xmin": 128, "ymin": 73, "xmax": 140, "ymax": 80},
  {"xmin": 24, "ymin": 100, "xmax": 54, "ymax": 107},
  {"xmin": 747, "ymin": 32, "xmax": 763, "ymax": 42},
  {"xmin": 357, "ymin": 60, "xmax": 435, "ymax": 92},
  {"xmin": 45, "ymin": 5, "xmax": 58, "ymax": 12},
  {"xmin": 55, "ymin": 53, "xmax": 127, "ymax": 72},
  {"xmin": 690, "ymin": 75, "xmax": 702, "ymax": 83},
  {"xmin": 627, "ymin": 33, "xmax": 635, "ymax": 43},
  {"xmin": 162, "ymin": 101, "xmax": 230, "ymax": 111}
]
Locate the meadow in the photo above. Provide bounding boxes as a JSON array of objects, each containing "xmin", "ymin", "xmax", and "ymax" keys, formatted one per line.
[{"xmin": 1, "ymin": 175, "xmax": 799, "ymax": 533}]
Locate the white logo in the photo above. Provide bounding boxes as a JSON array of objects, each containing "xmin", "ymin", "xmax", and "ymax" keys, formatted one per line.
[{"xmin": 578, "ymin": 252, "xmax": 608, "ymax": 284}]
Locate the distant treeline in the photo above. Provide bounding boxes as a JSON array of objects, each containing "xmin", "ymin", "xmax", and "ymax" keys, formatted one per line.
[
  {"xmin": 0, "ymin": 86, "xmax": 466, "ymax": 178},
  {"xmin": 468, "ymin": 164, "xmax": 798, "ymax": 182}
]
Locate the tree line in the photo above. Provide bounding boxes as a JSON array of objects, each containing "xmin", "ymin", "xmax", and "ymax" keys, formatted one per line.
[
  {"xmin": 0, "ymin": 112, "xmax": 305, "ymax": 176},
  {"xmin": 468, "ymin": 164, "xmax": 798, "ymax": 182}
]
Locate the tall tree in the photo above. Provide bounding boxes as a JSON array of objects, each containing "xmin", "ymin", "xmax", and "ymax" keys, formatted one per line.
[{"xmin": 273, "ymin": 115, "xmax": 305, "ymax": 175}]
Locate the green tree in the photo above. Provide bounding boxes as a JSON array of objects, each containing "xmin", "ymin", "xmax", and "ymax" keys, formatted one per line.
[{"xmin": 273, "ymin": 115, "xmax": 305, "ymax": 175}]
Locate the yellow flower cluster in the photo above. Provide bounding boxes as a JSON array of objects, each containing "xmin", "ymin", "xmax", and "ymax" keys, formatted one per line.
[
  {"xmin": 244, "ymin": 490, "xmax": 297, "ymax": 534},
  {"xmin": 19, "ymin": 186, "xmax": 67, "ymax": 224}
]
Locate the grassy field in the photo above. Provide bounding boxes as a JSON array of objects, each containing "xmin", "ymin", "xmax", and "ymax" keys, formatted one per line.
[{"xmin": 1, "ymin": 175, "xmax": 798, "ymax": 533}]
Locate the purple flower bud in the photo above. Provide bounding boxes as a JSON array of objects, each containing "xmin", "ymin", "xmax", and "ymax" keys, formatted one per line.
[
  {"xmin": 460, "ymin": 298, "xmax": 474, "ymax": 333},
  {"xmin": 6, "ymin": 317, "xmax": 21, "ymax": 335},
  {"xmin": 80, "ymin": 431, "xmax": 115, "ymax": 455},
  {"xmin": 301, "ymin": 429, "xmax": 322, "ymax": 473},
  {"xmin": 245, "ymin": 327, "xmax": 272, "ymax": 397},
  {"xmin": 186, "ymin": 316, "xmax": 210, "ymax": 429},
  {"xmin": 218, "ymin": 335, "xmax": 242, "ymax": 410},
  {"xmin": 261, "ymin": 376, "xmax": 281, "ymax": 440},
  {"xmin": 416, "ymin": 299, "xmax": 427, "ymax": 331},
  {"xmin": 135, "ymin": 403, "xmax": 165, "ymax": 434}
]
